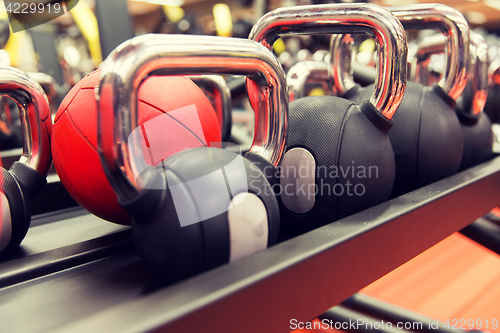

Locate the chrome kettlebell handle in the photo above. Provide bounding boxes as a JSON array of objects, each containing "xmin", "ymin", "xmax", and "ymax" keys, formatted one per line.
[
  {"xmin": 249, "ymin": 3, "xmax": 407, "ymax": 120},
  {"xmin": 97, "ymin": 34, "xmax": 287, "ymax": 202},
  {"xmin": 287, "ymin": 61, "xmax": 330, "ymax": 101},
  {"xmin": 389, "ymin": 4, "xmax": 470, "ymax": 100},
  {"xmin": 187, "ymin": 75, "xmax": 232, "ymax": 142},
  {"xmin": 415, "ymin": 31, "xmax": 488, "ymax": 116},
  {"xmin": 0, "ymin": 66, "xmax": 52, "ymax": 177},
  {"xmin": 331, "ymin": 4, "xmax": 470, "ymax": 101},
  {"xmin": 414, "ymin": 34, "xmax": 447, "ymax": 85}
]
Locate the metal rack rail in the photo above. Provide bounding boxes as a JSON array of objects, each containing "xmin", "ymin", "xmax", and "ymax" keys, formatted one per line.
[{"xmin": 1, "ymin": 156, "xmax": 500, "ymax": 333}]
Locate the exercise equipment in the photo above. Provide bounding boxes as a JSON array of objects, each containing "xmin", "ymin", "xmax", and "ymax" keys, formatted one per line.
[
  {"xmin": 97, "ymin": 34, "xmax": 286, "ymax": 284},
  {"xmin": 416, "ymin": 32, "xmax": 493, "ymax": 170},
  {"xmin": 287, "ymin": 61, "xmax": 330, "ymax": 101},
  {"xmin": 188, "ymin": 75, "xmax": 232, "ymax": 142},
  {"xmin": 28, "ymin": 72, "xmax": 61, "ymax": 116},
  {"xmin": 52, "ymin": 69, "xmax": 221, "ymax": 225},
  {"xmin": 0, "ymin": 66, "xmax": 52, "ymax": 256},
  {"xmin": 331, "ymin": 4, "xmax": 470, "ymax": 198},
  {"xmin": 250, "ymin": 3, "xmax": 407, "ymax": 235}
]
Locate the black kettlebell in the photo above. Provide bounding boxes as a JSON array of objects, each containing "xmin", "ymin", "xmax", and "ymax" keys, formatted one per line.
[
  {"xmin": 484, "ymin": 59, "xmax": 500, "ymax": 124},
  {"xmin": 97, "ymin": 34, "xmax": 287, "ymax": 284},
  {"xmin": 331, "ymin": 4, "xmax": 469, "ymax": 198},
  {"xmin": 415, "ymin": 32, "xmax": 493, "ymax": 170},
  {"xmin": 249, "ymin": 4, "xmax": 407, "ymax": 235},
  {"xmin": 0, "ymin": 66, "xmax": 52, "ymax": 257}
]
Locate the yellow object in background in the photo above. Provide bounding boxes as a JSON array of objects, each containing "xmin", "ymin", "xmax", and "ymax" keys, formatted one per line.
[
  {"xmin": 70, "ymin": 0, "xmax": 102, "ymax": 67},
  {"xmin": 163, "ymin": 5, "xmax": 185, "ymax": 23},
  {"xmin": 213, "ymin": 4, "xmax": 232, "ymax": 37},
  {"xmin": 273, "ymin": 38, "xmax": 286, "ymax": 56},
  {"xmin": 359, "ymin": 38, "xmax": 376, "ymax": 53},
  {"xmin": 308, "ymin": 87, "xmax": 326, "ymax": 96}
]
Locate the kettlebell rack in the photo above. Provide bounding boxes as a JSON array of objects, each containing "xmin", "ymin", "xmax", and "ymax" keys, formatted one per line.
[{"xmin": 1, "ymin": 156, "xmax": 500, "ymax": 333}]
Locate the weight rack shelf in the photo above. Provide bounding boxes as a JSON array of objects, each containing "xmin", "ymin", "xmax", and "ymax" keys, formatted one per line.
[{"xmin": 1, "ymin": 156, "xmax": 500, "ymax": 333}]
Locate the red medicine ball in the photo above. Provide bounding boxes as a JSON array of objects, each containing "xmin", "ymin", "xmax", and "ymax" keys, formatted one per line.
[{"xmin": 52, "ymin": 69, "xmax": 221, "ymax": 224}]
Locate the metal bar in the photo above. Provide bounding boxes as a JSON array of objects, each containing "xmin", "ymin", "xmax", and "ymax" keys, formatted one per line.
[
  {"xmin": 52, "ymin": 156, "xmax": 500, "ymax": 333},
  {"xmin": 459, "ymin": 218, "xmax": 500, "ymax": 256},
  {"xmin": 319, "ymin": 305, "xmax": 412, "ymax": 333},
  {"xmin": 0, "ymin": 229, "xmax": 132, "ymax": 288},
  {"xmin": 342, "ymin": 293, "xmax": 464, "ymax": 333}
]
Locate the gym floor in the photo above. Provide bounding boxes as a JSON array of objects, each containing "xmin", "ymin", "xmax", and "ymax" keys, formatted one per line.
[
  {"xmin": 363, "ymin": 232, "xmax": 500, "ymax": 333},
  {"xmin": 293, "ymin": 230, "xmax": 500, "ymax": 333}
]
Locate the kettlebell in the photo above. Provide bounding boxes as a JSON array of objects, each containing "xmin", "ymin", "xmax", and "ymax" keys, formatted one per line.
[
  {"xmin": 0, "ymin": 66, "xmax": 52, "ymax": 256},
  {"xmin": 485, "ymin": 58, "xmax": 500, "ymax": 124},
  {"xmin": 415, "ymin": 32, "xmax": 493, "ymax": 170},
  {"xmin": 188, "ymin": 75, "xmax": 233, "ymax": 142},
  {"xmin": 97, "ymin": 34, "xmax": 287, "ymax": 284},
  {"xmin": 331, "ymin": 4, "xmax": 470, "ymax": 198},
  {"xmin": 249, "ymin": 4, "xmax": 407, "ymax": 235},
  {"xmin": 287, "ymin": 61, "xmax": 330, "ymax": 101}
]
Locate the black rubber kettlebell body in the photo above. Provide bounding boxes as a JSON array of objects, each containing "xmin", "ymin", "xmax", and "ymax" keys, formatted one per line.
[
  {"xmin": 345, "ymin": 82, "xmax": 463, "ymax": 197},
  {"xmin": 456, "ymin": 91, "xmax": 493, "ymax": 170},
  {"xmin": 126, "ymin": 147, "xmax": 279, "ymax": 284},
  {"xmin": 97, "ymin": 35, "xmax": 288, "ymax": 285},
  {"xmin": 0, "ymin": 163, "xmax": 47, "ymax": 256},
  {"xmin": 248, "ymin": 3, "xmax": 408, "ymax": 236},
  {"xmin": 279, "ymin": 96, "xmax": 395, "ymax": 235},
  {"xmin": 331, "ymin": 5, "xmax": 471, "ymax": 197},
  {"xmin": 413, "ymin": 31, "xmax": 493, "ymax": 171}
]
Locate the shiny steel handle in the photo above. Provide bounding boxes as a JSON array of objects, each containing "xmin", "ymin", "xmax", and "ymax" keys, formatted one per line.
[
  {"xmin": 464, "ymin": 32, "xmax": 488, "ymax": 116},
  {"xmin": 331, "ymin": 4, "xmax": 470, "ymax": 101},
  {"xmin": 249, "ymin": 3, "xmax": 408, "ymax": 120},
  {"xmin": 0, "ymin": 67, "xmax": 52, "ymax": 176},
  {"xmin": 187, "ymin": 75, "xmax": 232, "ymax": 142},
  {"xmin": 97, "ymin": 34, "xmax": 288, "ymax": 202},
  {"xmin": 414, "ymin": 34, "xmax": 447, "ymax": 85},
  {"xmin": 287, "ymin": 61, "xmax": 330, "ymax": 102},
  {"xmin": 329, "ymin": 34, "xmax": 356, "ymax": 97},
  {"xmin": 416, "ymin": 32, "xmax": 488, "ymax": 116},
  {"xmin": 27, "ymin": 72, "xmax": 60, "ymax": 116},
  {"xmin": 389, "ymin": 4, "xmax": 470, "ymax": 100}
]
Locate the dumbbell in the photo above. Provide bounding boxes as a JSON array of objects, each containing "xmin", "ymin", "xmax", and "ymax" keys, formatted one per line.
[
  {"xmin": 287, "ymin": 61, "xmax": 330, "ymax": 101},
  {"xmin": 0, "ymin": 66, "xmax": 52, "ymax": 256},
  {"xmin": 97, "ymin": 34, "xmax": 286, "ymax": 284},
  {"xmin": 188, "ymin": 75, "xmax": 232, "ymax": 142},
  {"xmin": 249, "ymin": 3, "xmax": 407, "ymax": 235},
  {"xmin": 331, "ymin": 4, "xmax": 469, "ymax": 198},
  {"xmin": 415, "ymin": 32, "xmax": 493, "ymax": 170}
]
